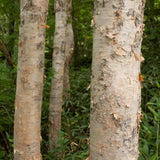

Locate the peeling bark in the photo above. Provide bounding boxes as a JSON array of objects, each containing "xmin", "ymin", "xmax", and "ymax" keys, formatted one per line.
[
  {"xmin": 49, "ymin": 0, "xmax": 67, "ymax": 150},
  {"xmin": 90, "ymin": 0, "xmax": 145, "ymax": 159},
  {"xmin": 63, "ymin": 0, "xmax": 74, "ymax": 100},
  {"xmin": 14, "ymin": 0, "xmax": 49, "ymax": 159}
]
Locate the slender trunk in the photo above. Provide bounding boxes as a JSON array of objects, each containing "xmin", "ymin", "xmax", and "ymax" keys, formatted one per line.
[
  {"xmin": 14, "ymin": 0, "xmax": 49, "ymax": 159},
  {"xmin": 63, "ymin": 0, "xmax": 74, "ymax": 100},
  {"xmin": 90, "ymin": 0, "xmax": 145, "ymax": 159},
  {"xmin": 49, "ymin": 0, "xmax": 67, "ymax": 150}
]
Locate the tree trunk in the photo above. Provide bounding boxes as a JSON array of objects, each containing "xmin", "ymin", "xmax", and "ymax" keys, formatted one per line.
[
  {"xmin": 49, "ymin": 0, "xmax": 67, "ymax": 150},
  {"xmin": 63, "ymin": 0, "xmax": 74, "ymax": 100},
  {"xmin": 14, "ymin": 0, "xmax": 49, "ymax": 159},
  {"xmin": 90, "ymin": 0, "xmax": 145, "ymax": 160}
]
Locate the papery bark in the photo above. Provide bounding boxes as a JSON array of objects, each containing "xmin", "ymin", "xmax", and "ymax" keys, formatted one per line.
[
  {"xmin": 14, "ymin": 0, "xmax": 49, "ymax": 159},
  {"xmin": 90, "ymin": 0, "xmax": 145, "ymax": 159}
]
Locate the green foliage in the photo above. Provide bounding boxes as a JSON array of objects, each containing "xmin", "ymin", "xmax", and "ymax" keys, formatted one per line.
[
  {"xmin": 0, "ymin": 62, "xmax": 16, "ymax": 160},
  {"xmin": 139, "ymin": 86, "xmax": 160, "ymax": 160},
  {"xmin": 139, "ymin": 0, "xmax": 160, "ymax": 159},
  {"xmin": 42, "ymin": 68, "xmax": 90, "ymax": 160},
  {"xmin": 0, "ymin": 0, "xmax": 160, "ymax": 159},
  {"xmin": 45, "ymin": 0, "xmax": 55, "ymax": 52},
  {"xmin": 0, "ymin": 0, "xmax": 19, "ymax": 56},
  {"xmin": 72, "ymin": 0, "xmax": 93, "ymax": 67}
]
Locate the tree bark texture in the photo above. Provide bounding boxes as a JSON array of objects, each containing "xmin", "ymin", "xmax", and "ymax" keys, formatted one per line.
[
  {"xmin": 90, "ymin": 0, "xmax": 145, "ymax": 160},
  {"xmin": 49, "ymin": 0, "xmax": 67, "ymax": 150},
  {"xmin": 14, "ymin": 0, "xmax": 49, "ymax": 159},
  {"xmin": 63, "ymin": 0, "xmax": 74, "ymax": 100}
]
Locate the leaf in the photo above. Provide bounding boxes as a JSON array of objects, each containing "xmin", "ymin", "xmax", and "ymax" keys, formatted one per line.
[
  {"xmin": 150, "ymin": 153, "xmax": 157, "ymax": 160},
  {"xmin": 155, "ymin": 81, "xmax": 160, "ymax": 88},
  {"xmin": 0, "ymin": 150, "xmax": 5, "ymax": 158},
  {"xmin": 148, "ymin": 106, "xmax": 158, "ymax": 121}
]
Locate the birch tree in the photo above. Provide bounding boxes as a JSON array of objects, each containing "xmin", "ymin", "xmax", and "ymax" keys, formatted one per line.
[
  {"xmin": 49, "ymin": 0, "xmax": 67, "ymax": 150},
  {"xmin": 63, "ymin": 0, "xmax": 74, "ymax": 100},
  {"xmin": 14, "ymin": 0, "xmax": 49, "ymax": 159},
  {"xmin": 90, "ymin": 0, "xmax": 145, "ymax": 159}
]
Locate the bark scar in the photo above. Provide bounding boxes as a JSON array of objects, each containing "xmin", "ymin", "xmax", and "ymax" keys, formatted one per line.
[{"xmin": 102, "ymin": 0, "xmax": 105, "ymax": 7}]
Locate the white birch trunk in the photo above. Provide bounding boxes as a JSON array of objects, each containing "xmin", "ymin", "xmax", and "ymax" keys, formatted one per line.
[
  {"xmin": 14, "ymin": 0, "xmax": 49, "ymax": 159},
  {"xmin": 63, "ymin": 0, "xmax": 74, "ymax": 100},
  {"xmin": 49, "ymin": 0, "xmax": 67, "ymax": 150},
  {"xmin": 90, "ymin": 0, "xmax": 145, "ymax": 159}
]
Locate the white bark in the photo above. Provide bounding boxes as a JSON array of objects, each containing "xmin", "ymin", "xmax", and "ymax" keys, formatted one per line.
[
  {"xmin": 49, "ymin": 0, "xmax": 67, "ymax": 150},
  {"xmin": 14, "ymin": 0, "xmax": 49, "ymax": 160},
  {"xmin": 63, "ymin": 0, "xmax": 74, "ymax": 100},
  {"xmin": 90, "ymin": 0, "xmax": 145, "ymax": 159}
]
